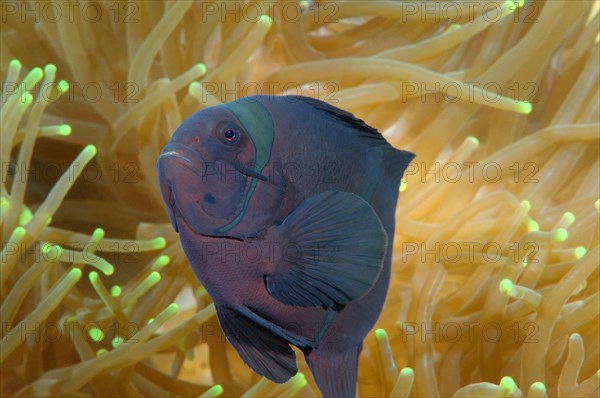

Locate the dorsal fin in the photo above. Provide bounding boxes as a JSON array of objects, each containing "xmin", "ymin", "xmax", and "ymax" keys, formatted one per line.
[
  {"xmin": 288, "ymin": 96, "xmax": 415, "ymax": 184},
  {"xmin": 288, "ymin": 95, "xmax": 386, "ymax": 143}
]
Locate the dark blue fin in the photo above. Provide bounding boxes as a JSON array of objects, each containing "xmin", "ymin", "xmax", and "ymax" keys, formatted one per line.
[
  {"xmin": 215, "ymin": 305, "xmax": 297, "ymax": 383},
  {"xmin": 387, "ymin": 148, "xmax": 415, "ymax": 186},
  {"xmin": 305, "ymin": 344, "xmax": 361, "ymax": 398},
  {"xmin": 265, "ymin": 191, "xmax": 387, "ymax": 308},
  {"xmin": 288, "ymin": 96, "xmax": 415, "ymax": 186},
  {"xmin": 287, "ymin": 95, "xmax": 383, "ymax": 140},
  {"xmin": 237, "ymin": 305, "xmax": 317, "ymax": 349}
]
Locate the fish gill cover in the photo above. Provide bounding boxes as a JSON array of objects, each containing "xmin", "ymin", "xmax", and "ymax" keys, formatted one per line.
[{"xmin": 0, "ymin": 1, "xmax": 598, "ymax": 397}]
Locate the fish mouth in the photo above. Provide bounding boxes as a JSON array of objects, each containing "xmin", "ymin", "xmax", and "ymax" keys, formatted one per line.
[
  {"xmin": 157, "ymin": 142, "xmax": 268, "ymax": 238},
  {"xmin": 157, "ymin": 143, "xmax": 204, "ymax": 233},
  {"xmin": 165, "ymin": 186, "xmax": 181, "ymax": 233}
]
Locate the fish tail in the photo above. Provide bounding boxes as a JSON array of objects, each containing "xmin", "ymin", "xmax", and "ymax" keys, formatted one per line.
[
  {"xmin": 305, "ymin": 344, "xmax": 361, "ymax": 398},
  {"xmin": 386, "ymin": 148, "xmax": 415, "ymax": 187}
]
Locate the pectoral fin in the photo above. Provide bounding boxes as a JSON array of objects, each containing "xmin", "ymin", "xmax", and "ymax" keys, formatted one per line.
[{"xmin": 264, "ymin": 191, "xmax": 387, "ymax": 308}]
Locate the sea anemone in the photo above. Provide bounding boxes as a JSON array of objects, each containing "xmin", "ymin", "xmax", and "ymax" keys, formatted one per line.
[{"xmin": 1, "ymin": 0, "xmax": 598, "ymax": 397}]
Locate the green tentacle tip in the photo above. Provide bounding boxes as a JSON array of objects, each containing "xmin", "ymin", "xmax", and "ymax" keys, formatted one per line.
[
  {"xmin": 9, "ymin": 59, "xmax": 22, "ymax": 69},
  {"xmin": 574, "ymin": 246, "xmax": 587, "ymax": 259},
  {"xmin": 157, "ymin": 303, "xmax": 179, "ymax": 320},
  {"xmin": 19, "ymin": 206, "xmax": 32, "ymax": 225},
  {"xmin": 502, "ymin": 0, "xmax": 518, "ymax": 11},
  {"xmin": 110, "ymin": 285, "xmax": 122, "ymax": 297},
  {"xmin": 260, "ymin": 14, "xmax": 273, "ymax": 25},
  {"xmin": 51, "ymin": 245, "xmax": 64, "ymax": 260},
  {"xmin": 595, "ymin": 199, "xmax": 599, "ymax": 212},
  {"xmin": 89, "ymin": 271, "xmax": 99, "ymax": 283},
  {"xmin": 112, "ymin": 336, "xmax": 124, "ymax": 348},
  {"xmin": 465, "ymin": 136, "xmax": 479, "ymax": 146},
  {"xmin": 29, "ymin": 67, "xmax": 44, "ymax": 80},
  {"xmin": 151, "ymin": 237, "xmax": 167, "ymax": 250},
  {"xmin": 517, "ymin": 0, "xmax": 525, "ymax": 7},
  {"xmin": 517, "ymin": 101, "xmax": 532, "ymax": 114},
  {"xmin": 400, "ymin": 367, "xmax": 414, "ymax": 377},
  {"xmin": 147, "ymin": 318, "xmax": 155, "ymax": 324},
  {"xmin": 399, "ymin": 178, "xmax": 407, "ymax": 192},
  {"xmin": 57, "ymin": 80, "xmax": 69, "ymax": 93},
  {"xmin": 554, "ymin": 228, "xmax": 568, "ymax": 242},
  {"xmin": 196, "ymin": 63, "xmax": 207, "ymax": 75},
  {"xmin": 96, "ymin": 348, "xmax": 108, "ymax": 356},
  {"xmin": 82, "ymin": 144, "xmax": 97, "ymax": 158},
  {"xmin": 519, "ymin": 200, "xmax": 531, "ymax": 212},
  {"xmin": 42, "ymin": 243, "xmax": 63, "ymax": 260},
  {"xmin": 102, "ymin": 262, "xmax": 115, "ymax": 276},
  {"xmin": 88, "ymin": 327, "xmax": 104, "ymax": 342},
  {"xmin": 295, "ymin": 372, "xmax": 307, "ymax": 387},
  {"xmin": 21, "ymin": 92, "xmax": 33, "ymax": 105},
  {"xmin": 499, "ymin": 279, "xmax": 513, "ymax": 295},
  {"xmin": 201, "ymin": 385, "xmax": 223, "ymax": 398},
  {"xmin": 527, "ymin": 218, "xmax": 539, "ymax": 232},
  {"xmin": 188, "ymin": 81, "xmax": 202, "ymax": 94},
  {"xmin": 58, "ymin": 124, "xmax": 71, "ymax": 136},
  {"xmin": 146, "ymin": 271, "xmax": 162, "ymax": 285},
  {"xmin": 562, "ymin": 211, "xmax": 575, "ymax": 226},
  {"xmin": 375, "ymin": 328, "xmax": 388, "ymax": 341},
  {"xmin": 165, "ymin": 303, "xmax": 179, "ymax": 314},
  {"xmin": 499, "ymin": 376, "xmax": 517, "ymax": 393},
  {"xmin": 91, "ymin": 228, "xmax": 105, "ymax": 240},
  {"xmin": 156, "ymin": 255, "xmax": 170, "ymax": 267},
  {"xmin": 44, "ymin": 64, "xmax": 57, "ymax": 75},
  {"xmin": 90, "ymin": 257, "xmax": 112, "ymax": 279},
  {"xmin": 448, "ymin": 23, "xmax": 461, "ymax": 31},
  {"xmin": 11, "ymin": 226, "xmax": 26, "ymax": 241},
  {"xmin": 529, "ymin": 381, "xmax": 546, "ymax": 393}
]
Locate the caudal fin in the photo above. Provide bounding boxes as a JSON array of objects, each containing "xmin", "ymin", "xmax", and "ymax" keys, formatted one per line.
[
  {"xmin": 387, "ymin": 148, "xmax": 415, "ymax": 186},
  {"xmin": 305, "ymin": 345, "xmax": 361, "ymax": 398}
]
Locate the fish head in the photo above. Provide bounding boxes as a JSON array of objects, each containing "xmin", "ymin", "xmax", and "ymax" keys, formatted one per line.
[{"xmin": 157, "ymin": 98, "xmax": 276, "ymax": 239}]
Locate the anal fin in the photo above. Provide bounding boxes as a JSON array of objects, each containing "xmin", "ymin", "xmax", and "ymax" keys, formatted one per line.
[{"xmin": 215, "ymin": 305, "xmax": 297, "ymax": 383}]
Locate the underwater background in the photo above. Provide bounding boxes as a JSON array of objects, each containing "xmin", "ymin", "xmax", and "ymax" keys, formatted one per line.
[{"xmin": 1, "ymin": 0, "xmax": 599, "ymax": 397}]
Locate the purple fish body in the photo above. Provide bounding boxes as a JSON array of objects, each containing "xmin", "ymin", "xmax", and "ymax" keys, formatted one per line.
[{"xmin": 157, "ymin": 95, "xmax": 414, "ymax": 397}]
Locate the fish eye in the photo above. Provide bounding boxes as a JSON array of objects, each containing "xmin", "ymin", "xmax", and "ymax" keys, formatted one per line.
[{"xmin": 222, "ymin": 128, "xmax": 239, "ymax": 144}]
